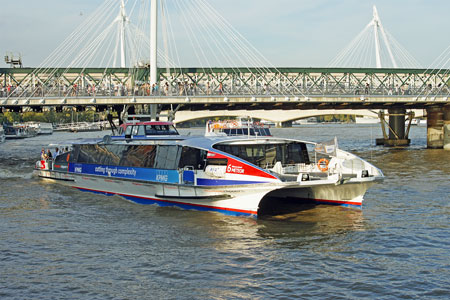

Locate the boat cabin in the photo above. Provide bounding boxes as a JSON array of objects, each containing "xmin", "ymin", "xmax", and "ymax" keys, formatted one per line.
[{"xmin": 117, "ymin": 121, "xmax": 179, "ymax": 137}]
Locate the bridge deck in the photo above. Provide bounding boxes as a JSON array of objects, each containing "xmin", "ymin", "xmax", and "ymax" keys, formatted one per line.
[{"xmin": 1, "ymin": 67, "xmax": 449, "ymax": 109}]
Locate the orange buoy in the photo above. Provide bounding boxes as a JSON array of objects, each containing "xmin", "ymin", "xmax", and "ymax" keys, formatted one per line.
[{"xmin": 317, "ymin": 158, "xmax": 329, "ymax": 172}]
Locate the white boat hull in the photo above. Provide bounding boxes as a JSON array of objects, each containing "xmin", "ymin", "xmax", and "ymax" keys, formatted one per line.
[
  {"xmin": 268, "ymin": 180, "xmax": 376, "ymax": 207},
  {"xmin": 34, "ymin": 168, "xmax": 378, "ymax": 217}
]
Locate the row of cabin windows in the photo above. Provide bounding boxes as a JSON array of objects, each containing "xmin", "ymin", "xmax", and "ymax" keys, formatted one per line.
[
  {"xmin": 222, "ymin": 128, "xmax": 271, "ymax": 136},
  {"xmin": 214, "ymin": 142, "xmax": 310, "ymax": 168},
  {"xmin": 123, "ymin": 124, "xmax": 179, "ymax": 136},
  {"xmin": 64, "ymin": 144, "xmax": 207, "ymax": 170}
]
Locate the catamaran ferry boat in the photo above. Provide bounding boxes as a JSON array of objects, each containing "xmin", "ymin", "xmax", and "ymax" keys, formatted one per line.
[{"xmin": 34, "ymin": 121, "xmax": 384, "ymax": 217}]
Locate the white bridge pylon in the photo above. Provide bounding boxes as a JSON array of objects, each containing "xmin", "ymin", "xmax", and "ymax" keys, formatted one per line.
[
  {"xmin": 116, "ymin": 0, "xmax": 129, "ymax": 68},
  {"xmin": 330, "ymin": 5, "xmax": 421, "ymax": 69},
  {"xmin": 372, "ymin": 6, "xmax": 396, "ymax": 68}
]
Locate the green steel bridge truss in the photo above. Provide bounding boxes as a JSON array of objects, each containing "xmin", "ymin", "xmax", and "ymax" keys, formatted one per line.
[
  {"xmin": 0, "ymin": 67, "xmax": 449, "ymax": 112},
  {"xmin": 1, "ymin": 67, "xmax": 449, "ymax": 96}
]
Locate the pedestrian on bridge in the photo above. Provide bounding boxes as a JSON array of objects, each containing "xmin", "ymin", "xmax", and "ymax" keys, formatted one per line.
[{"xmin": 164, "ymin": 82, "xmax": 169, "ymax": 96}]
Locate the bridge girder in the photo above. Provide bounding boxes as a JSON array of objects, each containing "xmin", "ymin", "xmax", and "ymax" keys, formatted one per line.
[
  {"xmin": 169, "ymin": 109, "xmax": 425, "ymax": 124},
  {"xmin": 1, "ymin": 67, "xmax": 448, "ymax": 113}
]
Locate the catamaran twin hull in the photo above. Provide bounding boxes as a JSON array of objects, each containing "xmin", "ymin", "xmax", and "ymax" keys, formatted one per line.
[
  {"xmin": 37, "ymin": 168, "xmax": 378, "ymax": 217},
  {"xmin": 35, "ymin": 135, "xmax": 383, "ymax": 217}
]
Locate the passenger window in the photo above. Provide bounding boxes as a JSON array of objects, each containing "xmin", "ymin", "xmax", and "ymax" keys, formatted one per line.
[
  {"xmin": 178, "ymin": 147, "xmax": 206, "ymax": 169},
  {"xmin": 54, "ymin": 152, "xmax": 70, "ymax": 164},
  {"xmin": 154, "ymin": 145, "xmax": 181, "ymax": 169},
  {"xmin": 145, "ymin": 125, "xmax": 156, "ymax": 135},
  {"xmin": 206, "ymin": 158, "xmax": 228, "ymax": 166}
]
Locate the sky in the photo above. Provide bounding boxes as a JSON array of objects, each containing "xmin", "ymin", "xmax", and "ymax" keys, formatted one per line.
[{"xmin": 0, "ymin": 0, "xmax": 449, "ymax": 68}]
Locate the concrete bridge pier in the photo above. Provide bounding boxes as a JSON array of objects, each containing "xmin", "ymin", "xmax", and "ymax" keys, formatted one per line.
[
  {"xmin": 275, "ymin": 121, "xmax": 292, "ymax": 128},
  {"xmin": 281, "ymin": 121, "xmax": 292, "ymax": 128},
  {"xmin": 377, "ymin": 109, "xmax": 411, "ymax": 147},
  {"xmin": 426, "ymin": 106, "xmax": 445, "ymax": 149},
  {"xmin": 444, "ymin": 106, "xmax": 450, "ymax": 150}
]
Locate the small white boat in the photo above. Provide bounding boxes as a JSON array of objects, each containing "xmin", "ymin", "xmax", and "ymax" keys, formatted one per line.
[
  {"xmin": 418, "ymin": 119, "xmax": 427, "ymax": 127},
  {"xmin": 69, "ymin": 122, "xmax": 105, "ymax": 132},
  {"xmin": 26, "ymin": 122, "xmax": 54, "ymax": 135},
  {"xmin": 35, "ymin": 121, "xmax": 384, "ymax": 217},
  {"xmin": 405, "ymin": 118, "xmax": 419, "ymax": 126},
  {"xmin": 38, "ymin": 123, "xmax": 54, "ymax": 135},
  {"xmin": 293, "ymin": 118, "xmax": 318, "ymax": 125},
  {"xmin": 355, "ymin": 116, "xmax": 380, "ymax": 124}
]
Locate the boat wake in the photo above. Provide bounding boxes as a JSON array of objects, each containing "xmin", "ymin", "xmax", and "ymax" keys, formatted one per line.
[{"xmin": 0, "ymin": 168, "xmax": 33, "ymax": 180}]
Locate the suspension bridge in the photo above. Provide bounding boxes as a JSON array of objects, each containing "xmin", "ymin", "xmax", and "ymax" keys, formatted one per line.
[{"xmin": 1, "ymin": 1, "xmax": 449, "ymax": 148}]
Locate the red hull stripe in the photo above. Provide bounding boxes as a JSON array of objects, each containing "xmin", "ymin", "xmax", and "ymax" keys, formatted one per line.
[{"xmin": 315, "ymin": 199, "xmax": 362, "ymax": 206}]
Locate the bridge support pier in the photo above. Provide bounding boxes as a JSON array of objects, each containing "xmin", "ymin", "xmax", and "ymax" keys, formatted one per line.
[
  {"xmin": 444, "ymin": 106, "xmax": 450, "ymax": 150},
  {"xmin": 426, "ymin": 106, "xmax": 444, "ymax": 149},
  {"xmin": 281, "ymin": 121, "xmax": 292, "ymax": 128},
  {"xmin": 376, "ymin": 109, "xmax": 411, "ymax": 147}
]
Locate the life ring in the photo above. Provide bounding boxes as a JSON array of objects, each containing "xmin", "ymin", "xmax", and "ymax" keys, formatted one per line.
[{"xmin": 317, "ymin": 158, "xmax": 329, "ymax": 172}]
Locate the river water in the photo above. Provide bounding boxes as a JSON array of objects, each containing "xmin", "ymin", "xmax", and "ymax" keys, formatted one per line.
[{"xmin": 0, "ymin": 124, "xmax": 449, "ymax": 299}]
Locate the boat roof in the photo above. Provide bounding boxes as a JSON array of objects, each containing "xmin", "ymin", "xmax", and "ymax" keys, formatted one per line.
[
  {"xmin": 178, "ymin": 136, "xmax": 317, "ymax": 151},
  {"xmin": 58, "ymin": 134, "xmax": 317, "ymax": 151},
  {"xmin": 120, "ymin": 121, "xmax": 174, "ymax": 126}
]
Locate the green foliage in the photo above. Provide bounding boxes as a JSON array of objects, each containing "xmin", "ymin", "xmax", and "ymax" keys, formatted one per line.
[
  {"xmin": 0, "ymin": 112, "xmax": 21, "ymax": 123},
  {"xmin": 0, "ymin": 109, "xmax": 104, "ymax": 124},
  {"xmin": 316, "ymin": 115, "xmax": 355, "ymax": 123}
]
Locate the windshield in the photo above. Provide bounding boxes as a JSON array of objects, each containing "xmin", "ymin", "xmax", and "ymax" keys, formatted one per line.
[{"xmin": 214, "ymin": 142, "xmax": 310, "ymax": 168}]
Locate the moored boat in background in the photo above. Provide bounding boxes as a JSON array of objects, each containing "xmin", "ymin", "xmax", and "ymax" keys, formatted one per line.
[
  {"xmin": 38, "ymin": 122, "xmax": 54, "ymax": 135},
  {"xmin": 355, "ymin": 116, "xmax": 380, "ymax": 124},
  {"xmin": 4, "ymin": 124, "xmax": 37, "ymax": 139},
  {"xmin": 27, "ymin": 122, "xmax": 54, "ymax": 135}
]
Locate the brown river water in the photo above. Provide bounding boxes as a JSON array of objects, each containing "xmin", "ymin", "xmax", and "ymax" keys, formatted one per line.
[{"xmin": 0, "ymin": 124, "xmax": 449, "ymax": 299}]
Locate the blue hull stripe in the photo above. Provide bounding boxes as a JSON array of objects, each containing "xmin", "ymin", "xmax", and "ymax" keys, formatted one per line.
[{"xmin": 74, "ymin": 186, "xmax": 257, "ymax": 217}]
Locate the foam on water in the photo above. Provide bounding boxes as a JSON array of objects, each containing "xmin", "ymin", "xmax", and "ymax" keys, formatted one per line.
[{"xmin": 0, "ymin": 168, "xmax": 33, "ymax": 180}]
